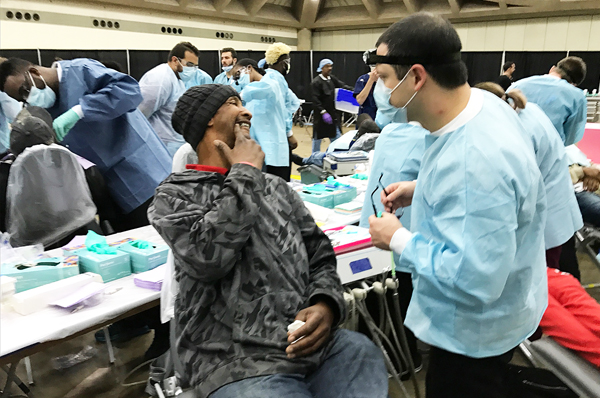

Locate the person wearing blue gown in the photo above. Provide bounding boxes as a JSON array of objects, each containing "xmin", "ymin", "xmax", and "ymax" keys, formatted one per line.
[
  {"xmin": 0, "ymin": 57, "xmax": 171, "ymax": 231},
  {"xmin": 509, "ymin": 56, "xmax": 587, "ymax": 146},
  {"xmin": 0, "ymin": 91, "xmax": 22, "ymax": 154},
  {"xmin": 234, "ymin": 58, "xmax": 296, "ymax": 181},
  {"xmin": 139, "ymin": 42, "xmax": 199, "ymax": 157},
  {"xmin": 477, "ymin": 81, "xmax": 584, "ymax": 278},
  {"xmin": 367, "ymin": 14, "xmax": 547, "ymax": 398},
  {"xmin": 358, "ymin": 121, "xmax": 427, "ymax": 369},
  {"xmin": 183, "ymin": 66, "xmax": 213, "ymax": 90},
  {"xmin": 214, "ymin": 47, "xmax": 249, "ymax": 93}
]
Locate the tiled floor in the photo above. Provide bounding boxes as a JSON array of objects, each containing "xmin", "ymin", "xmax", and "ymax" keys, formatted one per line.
[{"xmin": 2, "ymin": 125, "xmax": 599, "ymax": 398}]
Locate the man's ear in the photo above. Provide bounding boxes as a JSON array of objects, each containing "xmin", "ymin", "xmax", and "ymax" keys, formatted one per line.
[
  {"xmin": 207, "ymin": 116, "xmax": 215, "ymax": 127},
  {"xmin": 28, "ymin": 66, "xmax": 41, "ymax": 77}
]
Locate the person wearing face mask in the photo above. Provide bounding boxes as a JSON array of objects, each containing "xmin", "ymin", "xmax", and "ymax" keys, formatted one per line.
[
  {"xmin": 366, "ymin": 13, "xmax": 547, "ymax": 398},
  {"xmin": 310, "ymin": 59, "xmax": 353, "ymax": 153},
  {"xmin": 373, "ymin": 78, "xmax": 408, "ymax": 129},
  {"xmin": 232, "ymin": 58, "xmax": 292, "ymax": 181},
  {"xmin": 263, "ymin": 43, "xmax": 301, "ymax": 173},
  {"xmin": 214, "ymin": 47, "xmax": 250, "ymax": 93},
  {"xmin": 139, "ymin": 42, "xmax": 200, "ymax": 157},
  {"xmin": 0, "ymin": 57, "xmax": 171, "ymax": 233}
]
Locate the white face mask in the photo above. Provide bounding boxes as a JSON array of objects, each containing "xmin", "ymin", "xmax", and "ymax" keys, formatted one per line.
[
  {"xmin": 222, "ymin": 65, "xmax": 233, "ymax": 72},
  {"xmin": 25, "ymin": 72, "xmax": 56, "ymax": 108},
  {"xmin": 384, "ymin": 69, "xmax": 418, "ymax": 109}
]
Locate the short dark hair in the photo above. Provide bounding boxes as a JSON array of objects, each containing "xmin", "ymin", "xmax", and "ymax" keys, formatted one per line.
[
  {"xmin": 375, "ymin": 12, "xmax": 468, "ymax": 89},
  {"xmin": 168, "ymin": 42, "xmax": 199, "ymax": 62},
  {"xmin": 0, "ymin": 58, "xmax": 33, "ymax": 92},
  {"xmin": 236, "ymin": 58, "xmax": 265, "ymax": 75},
  {"xmin": 556, "ymin": 56, "xmax": 586, "ymax": 86},
  {"xmin": 502, "ymin": 61, "xmax": 514, "ymax": 72},
  {"xmin": 221, "ymin": 47, "xmax": 237, "ymax": 59}
]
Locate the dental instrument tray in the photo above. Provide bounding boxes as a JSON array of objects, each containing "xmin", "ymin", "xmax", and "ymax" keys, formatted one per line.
[
  {"xmin": 327, "ymin": 151, "xmax": 369, "ymax": 162},
  {"xmin": 323, "ymin": 225, "xmax": 372, "ymax": 255}
]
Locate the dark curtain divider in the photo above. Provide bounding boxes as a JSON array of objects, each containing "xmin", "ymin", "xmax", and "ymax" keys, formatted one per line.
[
  {"xmin": 0, "ymin": 50, "xmax": 39, "ymax": 64},
  {"xmin": 198, "ymin": 50, "xmax": 220, "ymax": 79},
  {"xmin": 507, "ymin": 51, "xmax": 567, "ymax": 82},
  {"xmin": 461, "ymin": 52, "xmax": 503, "ymax": 86},
  {"xmin": 569, "ymin": 51, "xmax": 600, "ymax": 92},
  {"xmin": 287, "ymin": 51, "xmax": 312, "ymax": 103},
  {"xmin": 128, "ymin": 50, "xmax": 169, "ymax": 81},
  {"xmin": 39, "ymin": 50, "xmax": 128, "ymax": 72}
]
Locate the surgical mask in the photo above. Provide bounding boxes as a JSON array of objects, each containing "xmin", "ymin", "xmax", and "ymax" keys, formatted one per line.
[
  {"xmin": 25, "ymin": 72, "xmax": 56, "ymax": 108},
  {"xmin": 179, "ymin": 66, "xmax": 197, "ymax": 82},
  {"xmin": 233, "ymin": 68, "xmax": 248, "ymax": 81},
  {"xmin": 222, "ymin": 65, "xmax": 233, "ymax": 72},
  {"xmin": 283, "ymin": 59, "xmax": 291, "ymax": 75},
  {"xmin": 387, "ymin": 69, "xmax": 418, "ymax": 110},
  {"xmin": 374, "ymin": 79, "xmax": 407, "ymax": 129}
]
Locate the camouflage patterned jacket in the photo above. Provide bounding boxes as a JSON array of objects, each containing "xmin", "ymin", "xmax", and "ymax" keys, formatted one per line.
[{"xmin": 148, "ymin": 163, "xmax": 346, "ymax": 397}]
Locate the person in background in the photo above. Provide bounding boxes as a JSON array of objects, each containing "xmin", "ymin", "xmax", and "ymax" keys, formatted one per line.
[
  {"xmin": 354, "ymin": 67, "xmax": 378, "ymax": 121},
  {"xmin": 182, "ymin": 64, "xmax": 213, "ymax": 90},
  {"xmin": 148, "ymin": 83, "xmax": 388, "ymax": 398},
  {"xmin": 214, "ymin": 47, "xmax": 249, "ymax": 93},
  {"xmin": 495, "ymin": 61, "xmax": 515, "ymax": 91},
  {"xmin": 476, "ymin": 81, "xmax": 583, "ymax": 279},
  {"xmin": 509, "ymin": 56, "xmax": 587, "ymax": 146},
  {"xmin": 311, "ymin": 59, "xmax": 353, "ymax": 153},
  {"xmin": 264, "ymin": 42, "xmax": 301, "ymax": 176},
  {"xmin": 233, "ymin": 58, "xmax": 291, "ymax": 181},
  {"xmin": 367, "ymin": 13, "xmax": 547, "ymax": 398},
  {"xmin": 139, "ymin": 42, "xmax": 199, "ymax": 157},
  {"xmin": 291, "ymin": 114, "xmax": 380, "ymax": 167},
  {"xmin": 0, "ymin": 58, "xmax": 22, "ymax": 155},
  {"xmin": 0, "ymin": 57, "xmax": 171, "ymax": 232}
]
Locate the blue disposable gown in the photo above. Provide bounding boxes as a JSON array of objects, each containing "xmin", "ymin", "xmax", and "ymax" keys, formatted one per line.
[
  {"xmin": 285, "ymin": 88, "xmax": 301, "ymax": 134},
  {"xmin": 373, "ymin": 80, "xmax": 407, "ymax": 129},
  {"xmin": 50, "ymin": 59, "xmax": 171, "ymax": 213},
  {"xmin": 0, "ymin": 92, "xmax": 22, "ymax": 153},
  {"xmin": 510, "ymin": 75, "xmax": 587, "ymax": 146},
  {"xmin": 399, "ymin": 88, "xmax": 547, "ymax": 357},
  {"xmin": 214, "ymin": 71, "xmax": 249, "ymax": 93},
  {"xmin": 138, "ymin": 63, "xmax": 186, "ymax": 157},
  {"xmin": 184, "ymin": 68, "xmax": 213, "ymax": 90},
  {"xmin": 359, "ymin": 122, "xmax": 427, "ymax": 233},
  {"xmin": 518, "ymin": 102, "xmax": 583, "ymax": 249},
  {"xmin": 241, "ymin": 74, "xmax": 289, "ymax": 167}
]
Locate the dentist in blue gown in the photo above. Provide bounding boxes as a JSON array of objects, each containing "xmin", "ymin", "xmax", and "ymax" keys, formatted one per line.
[
  {"xmin": 0, "ymin": 57, "xmax": 171, "ymax": 231},
  {"xmin": 509, "ymin": 56, "xmax": 588, "ymax": 146}
]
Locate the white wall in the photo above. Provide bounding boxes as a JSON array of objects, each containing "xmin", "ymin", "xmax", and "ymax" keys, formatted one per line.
[
  {"xmin": 0, "ymin": 0, "xmax": 298, "ymax": 51},
  {"xmin": 312, "ymin": 15, "xmax": 600, "ymax": 51}
]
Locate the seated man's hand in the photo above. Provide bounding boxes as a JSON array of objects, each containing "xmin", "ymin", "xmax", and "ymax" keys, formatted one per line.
[
  {"xmin": 214, "ymin": 124, "xmax": 265, "ymax": 169},
  {"xmin": 583, "ymin": 166, "xmax": 600, "ymax": 179},
  {"xmin": 286, "ymin": 301, "xmax": 334, "ymax": 359},
  {"xmin": 369, "ymin": 212, "xmax": 403, "ymax": 251},
  {"xmin": 288, "ymin": 135, "xmax": 298, "ymax": 150},
  {"xmin": 583, "ymin": 176, "xmax": 600, "ymax": 192}
]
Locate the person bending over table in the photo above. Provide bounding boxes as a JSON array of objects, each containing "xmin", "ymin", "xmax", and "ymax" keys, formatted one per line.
[{"xmin": 147, "ymin": 84, "xmax": 388, "ymax": 398}]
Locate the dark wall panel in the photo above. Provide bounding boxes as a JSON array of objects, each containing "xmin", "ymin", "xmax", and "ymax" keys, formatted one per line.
[
  {"xmin": 39, "ymin": 50, "xmax": 128, "ymax": 72},
  {"xmin": 128, "ymin": 50, "xmax": 169, "ymax": 81},
  {"xmin": 507, "ymin": 51, "xmax": 567, "ymax": 82},
  {"xmin": 0, "ymin": 50, "xmax": 39, "ymax": 64},
  {"xmin": 462, "ymin": 52, "xmax": 503, "ymax": 86},
  {"xmin": 198, "ymin": 50, "xmax": 220, "ymax": 79}
]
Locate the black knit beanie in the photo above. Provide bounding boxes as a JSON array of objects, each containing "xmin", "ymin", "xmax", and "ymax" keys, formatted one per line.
[{"xmin": 172, "ymin": 84, "xmax": 240, "ymax": 150}]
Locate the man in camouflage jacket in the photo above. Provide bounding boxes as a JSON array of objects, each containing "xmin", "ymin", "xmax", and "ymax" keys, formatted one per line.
[{"xmin": 148, "ymin": 84, "xmax": 387, "ymax": 398}]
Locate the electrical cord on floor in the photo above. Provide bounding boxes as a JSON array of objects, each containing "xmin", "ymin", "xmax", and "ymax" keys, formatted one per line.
[
  {"xmin": 121, "ymin": 358, "xmax": 156, "ymax": 387},
  {"xmin": 388, "ymin": 277, "xmax": 422, "ymax": 398}
]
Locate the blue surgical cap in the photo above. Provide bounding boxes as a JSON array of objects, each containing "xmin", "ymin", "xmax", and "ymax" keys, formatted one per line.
[
  {"xmin": 258, "ymin": 58, "xmax": 266, "ymax": 69},
  {"xmin": 317, "ymin": 58, "xmax": 333, "ymax": 73}
]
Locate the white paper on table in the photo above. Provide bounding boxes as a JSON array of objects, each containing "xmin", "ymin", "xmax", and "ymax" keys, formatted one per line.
[
  {"xmin": 135, "ymin": 264, "xmax": 166, "ymax": 284},
  {"xmin": 63, "ymin": 235, "xmax": 87, "ymax": 248},
  {"xmin": 50, "ymin": 282, "xmax": 106, "ymax": 308}
]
